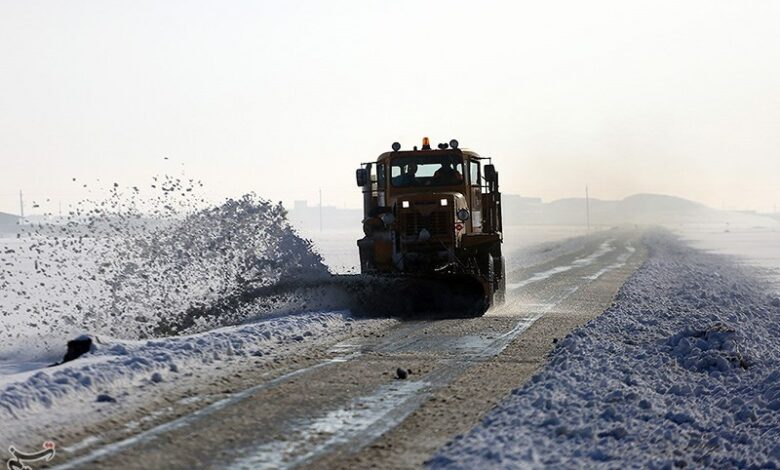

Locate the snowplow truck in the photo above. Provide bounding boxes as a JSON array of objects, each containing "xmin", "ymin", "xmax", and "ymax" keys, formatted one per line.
[{"xmin": 355, "ymin": 137, "xmax": 505, "ymax": 316}]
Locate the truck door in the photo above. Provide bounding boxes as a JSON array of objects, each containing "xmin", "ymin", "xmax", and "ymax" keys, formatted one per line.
[{"xmin": 469, "ymin": 160, "xmax": 482, "ymax": 232}]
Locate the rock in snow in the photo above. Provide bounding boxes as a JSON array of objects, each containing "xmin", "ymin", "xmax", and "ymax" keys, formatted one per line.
[
  {"xmin": 431, "ymin": 231, "xmax": 780, "ymax": 469},
  {"xmin": 58, "ymin": 335, "xmax": 94, "ymax": 365},
  {"xmin": 95, "ymin": 394, "xmax": 116, "ymax": 403}
]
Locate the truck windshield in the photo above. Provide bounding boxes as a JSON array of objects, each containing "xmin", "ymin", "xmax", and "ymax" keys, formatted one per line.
[{"xmin": 390, "ymin": 155, "xmax": 464, "ymax": 188}]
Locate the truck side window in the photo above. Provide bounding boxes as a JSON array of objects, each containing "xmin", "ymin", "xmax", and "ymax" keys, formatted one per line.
[{"xmin": 470, "ymin": 161, "xmax": 480, "ymax": 187}]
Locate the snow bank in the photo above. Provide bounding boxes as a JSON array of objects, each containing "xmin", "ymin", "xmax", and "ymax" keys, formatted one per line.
[
  {"xmin": 432, "ymin": 231, "xmax": 780, "ymax": 469},
  {"xmin": 0, "ymin": 309, "xmax": 361, "ymax": 421}
]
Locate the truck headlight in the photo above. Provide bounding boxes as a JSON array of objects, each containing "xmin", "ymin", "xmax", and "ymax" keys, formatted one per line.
[
  {"xmin": 440, "ymin": 199, "xmax": 448, "ymax": 207},
  {"xmin": 401, "ymin": 201, "xmax": 410, "ymax": 209},
  {"xmin": 457, "ymin": 208, "xmax": 470, "ymax": 221}
]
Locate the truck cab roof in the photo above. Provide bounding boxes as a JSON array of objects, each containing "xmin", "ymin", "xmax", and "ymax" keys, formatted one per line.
[{"xmin": 372, "ymin": 148, "xmax": 485, "ymax": 165}]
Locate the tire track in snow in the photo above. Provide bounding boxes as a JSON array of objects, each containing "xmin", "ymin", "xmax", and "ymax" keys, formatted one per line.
[
  {"xmin": 507, "ymin": 240, "xmax": 615, "ymax": 290},
  {"xmin": 224, "ymin": 242, "xmax": 635, "ymax": 469}
]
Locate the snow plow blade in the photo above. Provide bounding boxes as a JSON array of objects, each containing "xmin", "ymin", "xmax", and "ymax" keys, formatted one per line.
[
  {"xmin": 158, "ymin": 273, "xmax": 490, "ymax": 334},
  {"xmin": 334, "ymin": 273, "xmax": 491, "ymax": 318}
]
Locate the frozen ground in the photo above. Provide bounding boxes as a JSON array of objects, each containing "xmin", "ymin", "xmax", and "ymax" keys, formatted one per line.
[
  {"xmin": 432, "ymin": 231, "xmax": 780, "ymax": 469},
  {"xmin": 677, "ymin": 224, "xmax": 780, "ymax": 288}
]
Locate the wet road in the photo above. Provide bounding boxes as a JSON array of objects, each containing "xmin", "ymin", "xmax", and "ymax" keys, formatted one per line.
[{"xmin": 50, "ymin": 229, "xmax": 646, "ymax": 470}]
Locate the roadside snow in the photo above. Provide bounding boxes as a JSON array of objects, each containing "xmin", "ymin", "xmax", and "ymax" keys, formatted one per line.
[
  {"xmin": 432, "ymin": 231, "xmax": 780, "ymax": 469},
  {"xmin": 0, "ymin": 310, "xmax": 384, "ymax": 426}
]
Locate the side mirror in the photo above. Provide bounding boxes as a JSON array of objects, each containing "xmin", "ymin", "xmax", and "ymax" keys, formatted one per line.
[
  {"xmin": 484, "ymin": 164, "xmax": 497, "ymax": 182},
  {"xmin": 356, "ymin": 168, "xmax": 369, "ymax": 187}
]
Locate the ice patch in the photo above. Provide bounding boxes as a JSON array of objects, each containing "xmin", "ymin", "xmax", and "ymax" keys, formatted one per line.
[{"xmin": 231, "ymin": 380, "xmax": 427, "ymax": 469}]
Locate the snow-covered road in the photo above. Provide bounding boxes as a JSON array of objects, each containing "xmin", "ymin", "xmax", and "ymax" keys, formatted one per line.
[{"xmin": 28, "ymin": 229, "xmax": 641, "ymax": 469}]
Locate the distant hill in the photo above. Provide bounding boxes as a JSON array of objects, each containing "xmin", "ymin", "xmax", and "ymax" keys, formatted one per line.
[{"xmin": 503, "ymin": 193, "xmax": 779, "ymax": 227}]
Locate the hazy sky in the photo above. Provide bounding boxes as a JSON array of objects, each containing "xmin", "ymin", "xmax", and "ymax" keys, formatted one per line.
[{"xmin": 1, "ymin": 0, "xmax": 779, "ymax": 215}]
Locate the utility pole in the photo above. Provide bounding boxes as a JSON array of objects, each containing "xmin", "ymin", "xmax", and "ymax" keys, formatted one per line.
[
  {"xmin": 585, "ymin": 185, "xmax": 590, "ymax": 231},
  {"xmin": 19, "ymin": 190, "xmax": 24, "ymax": 224},
  {"xmin": 319, "ymin": 188, "xmax": 323, "ymax": 232}
]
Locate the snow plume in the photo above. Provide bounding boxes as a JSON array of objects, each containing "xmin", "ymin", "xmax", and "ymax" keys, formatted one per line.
[
  {"xmin": 0, "ymin": 177, "xmax": 327, "ymax": 347},
  {"xmin": 432, "ymin": 231, "xmax": 780, "ymax": 469},
  {"xmin": 100, "ymin": 194, "xmax": 328, "ymax": 336}
]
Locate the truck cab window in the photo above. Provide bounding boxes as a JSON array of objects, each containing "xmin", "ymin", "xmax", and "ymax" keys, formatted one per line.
[
  {"xmin": 469, "ymin": 161, "xmax": 480, "ymax": 187},
  {"xmin": 391, "ymin": 155, "xmax": 464, "ymax": 188}
]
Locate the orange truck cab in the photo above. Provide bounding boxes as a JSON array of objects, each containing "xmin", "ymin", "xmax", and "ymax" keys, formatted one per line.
[{"xmin": 355, "ymin": 137, "xmax": 505, "ymax": 313}]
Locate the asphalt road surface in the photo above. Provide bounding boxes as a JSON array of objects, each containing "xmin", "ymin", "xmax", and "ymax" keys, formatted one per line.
[{"xmin": 50, "ymin": 228, "xmax": 645, "ymax": 470}]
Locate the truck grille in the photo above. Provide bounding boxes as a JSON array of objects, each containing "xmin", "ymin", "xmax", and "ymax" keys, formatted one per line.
[{"xmin": 400, "ymin": 210, "xmax": 451, "ymax": 237}]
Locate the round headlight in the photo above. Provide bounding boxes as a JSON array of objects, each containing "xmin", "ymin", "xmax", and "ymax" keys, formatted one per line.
[
  {"xmin": 449, "ymin": 139, "xmax": 459, "ymax": 149},
  {"xmin": 392, "ymin": 142, "xmax": 401, "ymax": 151},
  {"xmin": 457, "ymin": 208, "xmax": 470, "ymax": 221}
]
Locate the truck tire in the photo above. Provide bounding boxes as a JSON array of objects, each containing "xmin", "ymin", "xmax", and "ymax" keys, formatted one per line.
[
  {"xmin": 471, "ymin": 251, "xmax": 493, "ymax": 316},
  {"xmin": 488, "ymin": 243, "xmax": 505, "ymax": 305}
]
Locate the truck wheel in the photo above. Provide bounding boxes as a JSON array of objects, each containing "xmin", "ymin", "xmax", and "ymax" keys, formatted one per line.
[{"xmin": 470, "ymin": 251, "xmax": 493, "ymax": 316}]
